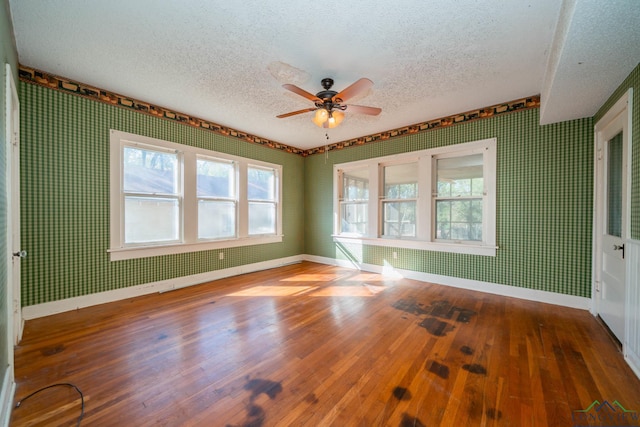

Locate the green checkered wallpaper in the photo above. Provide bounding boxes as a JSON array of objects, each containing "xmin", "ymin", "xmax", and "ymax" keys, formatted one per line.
[
  {"xmin": 19, "ymin": 82, "xmax": 305, "ymax": 307},
  {"xmin": 595, "ymin": 62, "xmax": 640, "ymax": 240},
  {"xmin": 20, "ymin": 63, "xmax": 639, "ymax": 305},
  {"xmin": 305, "ymin": 108, "xmax": 594, "ymax": 297}
]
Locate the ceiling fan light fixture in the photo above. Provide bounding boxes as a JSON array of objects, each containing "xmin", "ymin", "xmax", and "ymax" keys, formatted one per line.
[
  {"xmin": 327, "ymin": 111, "xmax": 345, "ymax": 128},
  {"xmin": 312, "ymin": 108, "xmax": 329, "ymax": 127}
]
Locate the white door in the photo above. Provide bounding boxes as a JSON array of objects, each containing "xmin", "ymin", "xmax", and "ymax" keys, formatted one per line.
[
  {"xmin": 594, "ymin": 92, "xmax": 630, "ymax": 344},
  {"xmin": 5, "ymin": 63, "xmax": 22, "ymax": 348}
]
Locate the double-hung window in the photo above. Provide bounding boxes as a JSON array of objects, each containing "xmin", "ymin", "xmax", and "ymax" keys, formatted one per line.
[
  {"xmin": 197, "ymin": 156, "xmax": 237, "ymax": 240},
  {"xmin": 339, "ymin": 168, "xmax": 369, "ymax": 235},
  {"xmin": 122, "ymin": 144, "xmax": 181, "ymax": 245},
  {"xmin": 110, "ymin": 130, "xmax": 282, "ymax": 261},
  {"xmin": 333, "ymin": 138, "xmax": 496, "ymax": 256},
  {"xmin": 434, "ymin": 153, "xmax": 484, "ymax": 242},
  {"xmin": 248, "ymin": 165, "xmax": 278, "ymax": 235},
  {"xmin": 381, "ymin": 162, "xmax": 418, "ymax": 238}
]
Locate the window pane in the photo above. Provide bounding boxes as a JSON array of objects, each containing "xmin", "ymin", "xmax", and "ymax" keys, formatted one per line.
[
  {"xmin": 198, "ymin": 200, "xmax": 236, "ymax": 239},
  {"xmin": 607, "ymin": 132, "xmax": 623, "ymax": 237},
  {"xmin": 197, "ymin": 158, "xmax": 235, "ymax": 198},
  {"xmin": 383, "ymin": 201, "xmax": 416, "ymax": 237},
  {"xmin": 437, "ymin": 154, "xmax": 483, "ymax": 197},
  {"xmin": 340, "ymin": 202, "xmax": 368, "ymax": 234},
  {"xmin": 249, "ymin": 202, "xmax": 276, "ymax": 235},
  {"xmin": 384, "ymin": 163, "xmax": 417, "ymax": 199},
  {"xmin": 437, "ymin": 221, "xmax": 451, "ymax": 240},
  {"xmin": 436, "ymin": 199, "xmax": 482, "ymax": 241},
  {"xmin": 123, "ymin": 146, "xmax": 178, "ymax": 194},
  {"xmin": 125, "ymin": 197, "xmax": 179, "ymax": 243},
  {"xmin": 451, "ymin": 223, "xmax": 471, "ymax": 240},
  {"xmin": 343, "ymin": 169, "xmax": 369, "ymax": 201},
  {"xmin": 470, "ymin": 199, "xmax": 483, "ymax": 222},
  {"xmin": 451, "ymin": 200, "xmax": 471, "ymax": 222},
  {"xmin": 248, "ymin": 167, "xmax": 276, "ymax": 201}
]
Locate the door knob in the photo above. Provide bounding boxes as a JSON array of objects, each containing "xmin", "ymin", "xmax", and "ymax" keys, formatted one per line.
[
  {"xmin": 612, "ymin": 244, "xmax": 625, "ymax": 259},
  {"xmin": 12, "ymin": 250, "xmax": 27, "ymax": 258}
]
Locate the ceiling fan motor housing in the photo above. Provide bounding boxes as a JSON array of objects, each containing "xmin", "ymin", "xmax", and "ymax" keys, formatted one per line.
[
  {"xmin": 316, "ymin": 78, "xmax": 345, "ymax": 110},
  {"xmin": 321, "ymin": 78, "xmax": 334, "ymax": 90}
]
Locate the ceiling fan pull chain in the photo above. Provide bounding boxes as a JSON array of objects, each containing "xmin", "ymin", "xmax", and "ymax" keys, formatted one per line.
[{"xmin": 325, "ymin": 134, "xmax": 330, "ymax": 163}]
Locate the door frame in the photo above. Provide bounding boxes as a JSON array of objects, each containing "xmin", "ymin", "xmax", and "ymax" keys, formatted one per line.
[
  {"xmin": 5, "ymin": 63, "xmax": 21, "ymax": 350},
  {"xmin": 2, "ymin": 63, "xmax": 20, "ymax": 424},
  {"xmin": 592, "ymin": 88, "xmax": 633, "ymax": 338}
]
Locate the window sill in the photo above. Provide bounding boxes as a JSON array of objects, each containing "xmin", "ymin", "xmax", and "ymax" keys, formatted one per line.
[
  {"xmin": 332, "ymin": 235, "xmax": 497, "ymax": 257},
  {"xmin": 109, "ymin": 235, "xmax": 283, "ymax": 261}
]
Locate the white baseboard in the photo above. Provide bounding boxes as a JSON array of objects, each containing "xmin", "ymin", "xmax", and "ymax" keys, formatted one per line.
[
  {"xmin": 0, "ymin": 367, "xmax": 15, "ymax": 427},
  {"xmin": 303, "ymin": 254, "xmax": 591, "ymax": 310},
  {"xmin": 22, "ymin": 253, "xmax": 592, "ymax": 320},
  {"xmin": 22, "ymin": 255, "xmax": 303, "ymax": 320}
]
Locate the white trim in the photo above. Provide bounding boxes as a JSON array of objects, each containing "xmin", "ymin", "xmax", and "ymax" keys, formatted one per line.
[
  {"xmin": 22, "ymin": 255, "xmax": 303, "ymax": 319},
  {"xmin": 333, "ymin": 235, "xmax": 497, "ymax": 256},
  {"xmin": 5, "ymin": 62, "xmax": 21, "ymax": 372},
  {"xmin": 108, "ymin": 235, "xmax": 284, "ymax": 261},
  {"xmin": 22, "ymin": 253, "xmax": 593, "ymax": 320},
  {"xmin": 624, "ymin": 240, "xmax": 640, "ymax": 380},
  {"xmin": 303, "ymin": 254, "xmax": 590, "ymax": 310},
  {"xmin": 0, "ymin": 367, "xmax": 15, "ymax": 427},
  {"xmin": 592, "ymin": 88, "xmax": 632, "ymax": 328}
]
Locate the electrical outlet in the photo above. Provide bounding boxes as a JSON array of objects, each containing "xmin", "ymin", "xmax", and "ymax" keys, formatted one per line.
[
  {"xmin": 219, "ymin": 252, "xmax": 224, "ymax": 260},
  {"xmin": 393, "ymin": 251, "xmax": 397, "ymax": 259}
]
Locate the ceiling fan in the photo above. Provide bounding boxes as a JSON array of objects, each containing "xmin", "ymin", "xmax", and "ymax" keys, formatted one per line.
[{"xmin": 277, "ymin": 77, "xmax": 381, "ymax": 128}]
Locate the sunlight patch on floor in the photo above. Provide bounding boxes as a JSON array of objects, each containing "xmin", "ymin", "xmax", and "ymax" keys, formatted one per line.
[
  {"xmin": 227, "ymin": 286, "xmax": 317, "ymax": 297},
  {"xmin": 279, "ymin": 273, "xmax": 349, "ymax": 282},
  {"xmin": 348, "ymin": 273, "xmax": 400, "ymax": 282}
]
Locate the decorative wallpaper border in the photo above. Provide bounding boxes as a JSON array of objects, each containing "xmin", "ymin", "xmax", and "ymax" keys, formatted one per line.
[
  {"xmin": 19, "ymin": 65, "xmax": 540, "ymax": 157},
  {"xmin": 308, "ymin": 96, "xmax": 540, "ymax": 156}
]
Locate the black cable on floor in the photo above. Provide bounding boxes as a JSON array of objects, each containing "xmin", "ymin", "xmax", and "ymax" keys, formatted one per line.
[{"xmin": 15, "ymin": 382, "xmax": 84, "ymax": 426}]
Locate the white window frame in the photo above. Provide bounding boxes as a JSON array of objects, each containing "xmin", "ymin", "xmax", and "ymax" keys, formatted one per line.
[
  {"xmin": 333, "ymin": 138, "xmax": 497, "ymax": 256},
  {"xmin": 247, "ymin": 164, "xmax": 279, "ymax": 236},
  {"xmin": 196, "ymin": 155, "xmax": 238, "ymax": 241},
  {"xmin": 109, "ymin": 130, "xmax": 282, "ymax": 261},
  {"xmin": 380, "ymin": 161, "xmax": 419, "ymax": 239},
  {"xmin": 121, "ymin": 143, "xmax": 183, "ymax": 246},
  {"xmin": 338, "ymin": 167, "xmax": 370, "ymax": 236}
]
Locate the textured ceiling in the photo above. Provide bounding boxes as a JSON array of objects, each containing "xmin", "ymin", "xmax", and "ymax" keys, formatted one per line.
[{"xmin": 7, "ymin": 0, "xmax": 640, "ymax": 150}]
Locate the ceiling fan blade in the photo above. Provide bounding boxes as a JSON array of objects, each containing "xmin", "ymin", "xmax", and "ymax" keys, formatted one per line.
[
  {"xmin": 282, "ymin": 84, "xmax": 321, "ymax": 103},
  {"xmin": 334, "ymin": 78, "xmax": 373, "ymax": 103},
  {"xmin": 345, "ymin": 104, "xmax": 382, "ymax": 116},
  {"xmin": 276, "ymin": 107, "xmax": 316, "ymax": 118}
]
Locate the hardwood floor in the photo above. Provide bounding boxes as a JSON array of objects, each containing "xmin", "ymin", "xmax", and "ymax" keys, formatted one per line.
[{"xmin": 10, "ymin": 262, "xmax": 640, "ymax": 426}]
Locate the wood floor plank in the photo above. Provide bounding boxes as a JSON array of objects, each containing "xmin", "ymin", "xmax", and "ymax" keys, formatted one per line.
[{"xmin": 10, "ymin": 262, "xmax": 640, "ymax": 426}]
